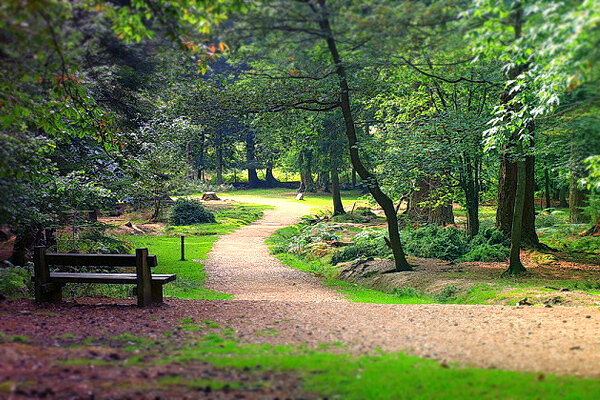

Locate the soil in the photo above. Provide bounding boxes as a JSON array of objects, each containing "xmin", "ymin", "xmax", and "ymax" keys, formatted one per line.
[{"xmin": 3, "ymin": 195, "xmax": 600, "ymax": 399}]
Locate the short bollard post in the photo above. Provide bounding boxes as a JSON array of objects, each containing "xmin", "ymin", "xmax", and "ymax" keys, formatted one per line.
[{"xmin": 180, "ymin": 235, "xmax": 186, "ymax": 261}]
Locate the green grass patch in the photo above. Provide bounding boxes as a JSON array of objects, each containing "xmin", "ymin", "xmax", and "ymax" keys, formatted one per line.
[
  {"xmin": 203, "ymin": 188, "xmax": 370, "ymax": 210},
  {"xmin": 167, "ymin": 335, "xmax": 600, "ymax": 400}
]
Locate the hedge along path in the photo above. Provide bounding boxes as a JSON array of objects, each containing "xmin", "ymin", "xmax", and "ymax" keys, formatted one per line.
[
  {"xmin": 204, "ymin": 196, "xmax": 344, "ymax": 302},
  {"xmin": 202, "ymin": 196, "xmax": 600, "ymax": 378}
]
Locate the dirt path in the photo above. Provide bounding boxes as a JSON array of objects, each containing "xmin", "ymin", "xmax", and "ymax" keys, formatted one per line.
[
  {"xmin": 200, "ymin": 196, "xmax": 600, "ymax": 377},
  {"xmin": 204, "ymin": 197, "xmax": 344, "ymax": 302}
]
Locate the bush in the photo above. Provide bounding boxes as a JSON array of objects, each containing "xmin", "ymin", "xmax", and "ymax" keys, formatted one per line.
[
  {"xmin": 331, "ymin": 230, "xmax": 391, "ymax": 265},
  {"xmin": 436, "ymin": 284, "xmax": 460, "ymax": 302},
  {"xmin": 169, "ymin": 198, "xmax": 216, "ymax": 225},
  {"xmin": 459, "ymin": 244, "xmax": 509, "ymax": 262},
  {"xmin": 56, "ymin": 226, "xmax": 131, "ymax": 254},
  {"xmin": 0, "ymin": 264, "xmax": 33, "ymax": 298},
  {"xmin": 401, "ymin": 225, "xmax": 469, "ymax": 261},
  {"xmin": 288, "ymin": 223, "xmax": 340, "ymax": 257}
]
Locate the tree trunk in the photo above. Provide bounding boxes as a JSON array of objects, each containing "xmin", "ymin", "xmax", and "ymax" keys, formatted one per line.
[
  {"xmin": 316, "ymin": 0, "xmax": 411, "ymax": 271},
  {"xmin": 559, "ymin": 186, "xmax": 569, "ymax": 207},
  {"xmin": 150, "ymin": 192, "xmax": 161, "ymax": 222},
  {"xmin": 407, "ymin": 179, "xmax": 454, "ymax": 225},
  {"xmin": 569, "ymin": 178, "xmax": 588, "ymax": 223},
  {"xmin": 246, "ymin": 131, "xmax": 261, "ymax": 187},
  {"xmin": 319, "ymin": 171, "xmax": 331, "ymax": 193},
  {"xmin": 216, "ymin": 144, "xmax": 223, "ymax": 185},
  {"xmin": 544, "ymin": 168, "xmax": 551, "ymax": 209},
  {"xmin": 331, "ymin": 169, "xmax": 345, "ymax": 216},
  {"xmin": 351, "ymin": 168, "xmax": 357, "ymax": 188},
  {"xmin": 496, "ymin": 153, "xmax": 540, "ymax": 247},
  {"xmin": 506, "ymin": 153, "xmax": 527, "ymax": 275},
  {"xmin": 265, "ymin": 166, "xmax": 279, "ymax": 186}
]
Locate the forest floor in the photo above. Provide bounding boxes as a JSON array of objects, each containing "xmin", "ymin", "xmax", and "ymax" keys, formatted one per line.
[{"xmin": 2, "ymin": 194, "xmax": 600, "ymax": 398}]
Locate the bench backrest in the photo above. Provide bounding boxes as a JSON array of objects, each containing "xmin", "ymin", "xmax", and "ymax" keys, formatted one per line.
[{"xmin": 44, "ymin": 253, "xmax": 158, "ymax": 268}]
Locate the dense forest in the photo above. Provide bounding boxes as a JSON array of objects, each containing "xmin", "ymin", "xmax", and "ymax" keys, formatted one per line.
[{"xmin": 1, "ymin": 0, "xmax": 599, "ymax": 275}]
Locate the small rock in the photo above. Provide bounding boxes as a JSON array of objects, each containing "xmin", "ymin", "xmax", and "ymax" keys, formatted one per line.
[{"xmin": 517, "ymin": 298, "xmax": 533, "ymax": 306}]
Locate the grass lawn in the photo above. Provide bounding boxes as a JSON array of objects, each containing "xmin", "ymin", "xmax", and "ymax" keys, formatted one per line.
[
  {"xmin": 44, "ymin": 326, "xmax": 600, "ymax": 400},
  {"xmin": 186, "ymin": 188, "xmax": 371, "ymax": 210}
]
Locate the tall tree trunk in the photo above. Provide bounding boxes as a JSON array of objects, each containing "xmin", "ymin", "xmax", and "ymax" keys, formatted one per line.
[
  {"xmin": 316, "ymin": 0, "xmax": 411, "ymax": 271},
  {"xmin": 150, "ymin": 190, "xmax": 161, "ymax": 222},
  {"xmin": 407, "ymin": 179, "xmax": 454, "ymax": 225},
  {"xmin": 351, "ymin": 168, "xmax": 357, "ymax": 188},
  {"xmin": 496, "ymin": 152, "xmax": 540, "ymax": 247},
  {"xmin": 216, "ymin": 144, "xmax": 223, "ymax": 185},
  {"xmin": 544, "ymin": 168, "xmax": 551, "ymax": 209},
  {"xmin": 331, "ymin": 169, "xmax": 345, "ymax": 216},
  {"xmin": 246, "ymin": 131, "xmax": 261, "ymax": 187},
  {"xmin": 506, "ymin": 151, "xmax": 527, "ymax": 275},
  {"xmin": 569, "ymin": 178, "xmax": 588, "ymax": 223},
  {"xmin": 559, "ymin": 186, "xmax": 569, "ymax": 207},
  {"xmin": 319, "ymin": 171, "xmax": 331, "ymax": 193},
  {"xmin": 265, "ymin": 165, "xmax": 279, "ymax": 186}
]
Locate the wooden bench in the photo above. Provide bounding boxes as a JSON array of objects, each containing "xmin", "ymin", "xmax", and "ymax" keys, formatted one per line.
[{"xmin": 33, "ymin": 247, "xmax": 176, "ymax": 307}]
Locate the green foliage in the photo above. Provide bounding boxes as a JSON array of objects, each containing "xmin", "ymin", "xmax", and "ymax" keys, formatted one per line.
[
  {"xmin": 286, "ymin": 223, "xmax": 340, "ymax": 257},
  {"xmin": 169, "ymin": 198, "xmax": 216, "ymax": 225},
  {"xmin": 57, "ymin": 227, "xmax": 131, "ymax": 254},
  {"xmin": 0, "ymin": 265, "xmax": 32, "ymax": 298},
  {"xmin": 331, "ymin": 230, "xmax": 391, "ymax": 265},
  {"xmin": 436, "ymin": 284, "xmax": 460, "ymax": 303},
  {"xmin": 459, "ymin": 244, "xmax": 509, "ymax": 262},
  {"xmin": 459, "ymin": 228, "xmax": 510, "ymax": 261},
  {"xmin": 402, "ymin": 225, "xmax": 469, "ymax": 261}
]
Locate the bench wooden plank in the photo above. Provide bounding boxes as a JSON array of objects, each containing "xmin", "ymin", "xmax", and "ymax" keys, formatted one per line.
[
  {"xmin": 49, "ymin": 272, "xmax": 176, "ymax": 284},
  {"xmin": 45, "ymin": 253, "xmax": 158, "ymax": 268}
]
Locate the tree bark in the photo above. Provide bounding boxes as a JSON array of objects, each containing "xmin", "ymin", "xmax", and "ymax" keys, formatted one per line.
[
  {"xmin": 496, "ymin": 153, "xmax": 540, "ymax": 247},
  {"xmin": 544, "ymin": 168, "xmax": 551, "ymax": 209},
  {"xmin": 246, "ymin": 131, "xmax": 261, "ymax": 187},
  {"xmin": 265, "ymin": 165, "xmax": 279, "ymax": 186},
  {"xmin": 319, "ymin": 171, "xmax": 331, "ymax": 193},
  {"xmin": 216, "ymin": 143, "xmax": 223, "ymax": 185},
  {"xmin": 506, "ymin": 152, "xmax": 527, "ymax": 275},
  {"xmin": 407, "ymin": 179, "xmax": 454, "ymax": 225},
  {"xmin": 315, "ymin": 0, "xmax": 411, "ymax": 271},
  {"xmin": 331, "ymin": 169, "xmax": 345, "ymax": 215},
  {"xmin": 569, "ymin": 178, "xmax": 588, "ymax": 223}
]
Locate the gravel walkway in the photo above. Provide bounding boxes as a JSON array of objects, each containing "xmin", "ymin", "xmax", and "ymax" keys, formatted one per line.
[
  {"xmin": 200, "ymin": 196, "xmax": 600, "ymax": 377},
  {"xmin": 205, "ymin": 197, "xmax": 344, "ymax": 302}
]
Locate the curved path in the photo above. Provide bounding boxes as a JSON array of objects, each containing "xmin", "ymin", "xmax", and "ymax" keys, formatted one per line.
[
  {"xmin": 201, "ymin": 196, "xmax": 600, "ymax": 378},
  {"xmin": 205, "ymin": 197, "xmax": 343, "ymax": 301}
]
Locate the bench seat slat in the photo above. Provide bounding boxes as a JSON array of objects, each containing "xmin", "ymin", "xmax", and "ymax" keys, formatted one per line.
[
  {"xmin": 45, "ymin": 253, "xmax": 158, "ymax": 268},
  {"xmin": 49, "ymin": 272, "xmax": 176, "ymax": 285}
]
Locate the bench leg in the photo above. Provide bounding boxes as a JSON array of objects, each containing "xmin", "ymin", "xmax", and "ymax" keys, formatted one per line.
[
  {"xmin": 35, "ymin": 283, "xmax": 63, "ymax": 303},
  {"xmin": 151, "ymin": 283, "xmax": 163, "ymax": 304}
]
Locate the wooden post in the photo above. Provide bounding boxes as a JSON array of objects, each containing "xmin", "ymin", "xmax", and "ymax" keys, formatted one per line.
[
  {"xmin": 34, "ymin": 246, "xmax": 48, "ymax": 302},
  {"xmin": 136, "ymin": 248, "xmax": 152, "ymax": 307},
  {"xmin": 34, "ymin": 246, "xmax": 61, "ymax": 302},
  {"xmin": 180, "ymin": 235, "xmax": 185, "ymax": 261}
]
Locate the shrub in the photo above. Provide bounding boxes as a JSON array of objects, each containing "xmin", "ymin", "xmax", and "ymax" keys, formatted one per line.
[
  {"xmin": 0, "ymin": 264, "xmax": 33, "ymax": 298},
  {"xmin": 56, "ymin": 227, "xmax": 131, "ymax": 254},
  {"xmin": 401, "ymin": 225, "xmax": 469, "ymax": 261},
  {"xmin": 288, "ymin": 223, "xmax": 340, "ymax": 256},
  {"xmin": 331, "ymin": 230, "xmax": 391, "ymax": 265},
  {"xmin": 436, "ymin": 284, "xmax": 460, "ymax": 302},
  {"xmin": 459, "ymin": 244, "xmax": 509, "ymax": 262},
  {"xmin": 169, "ymin": 198, "xmax": 216, "ymax": 225}
]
